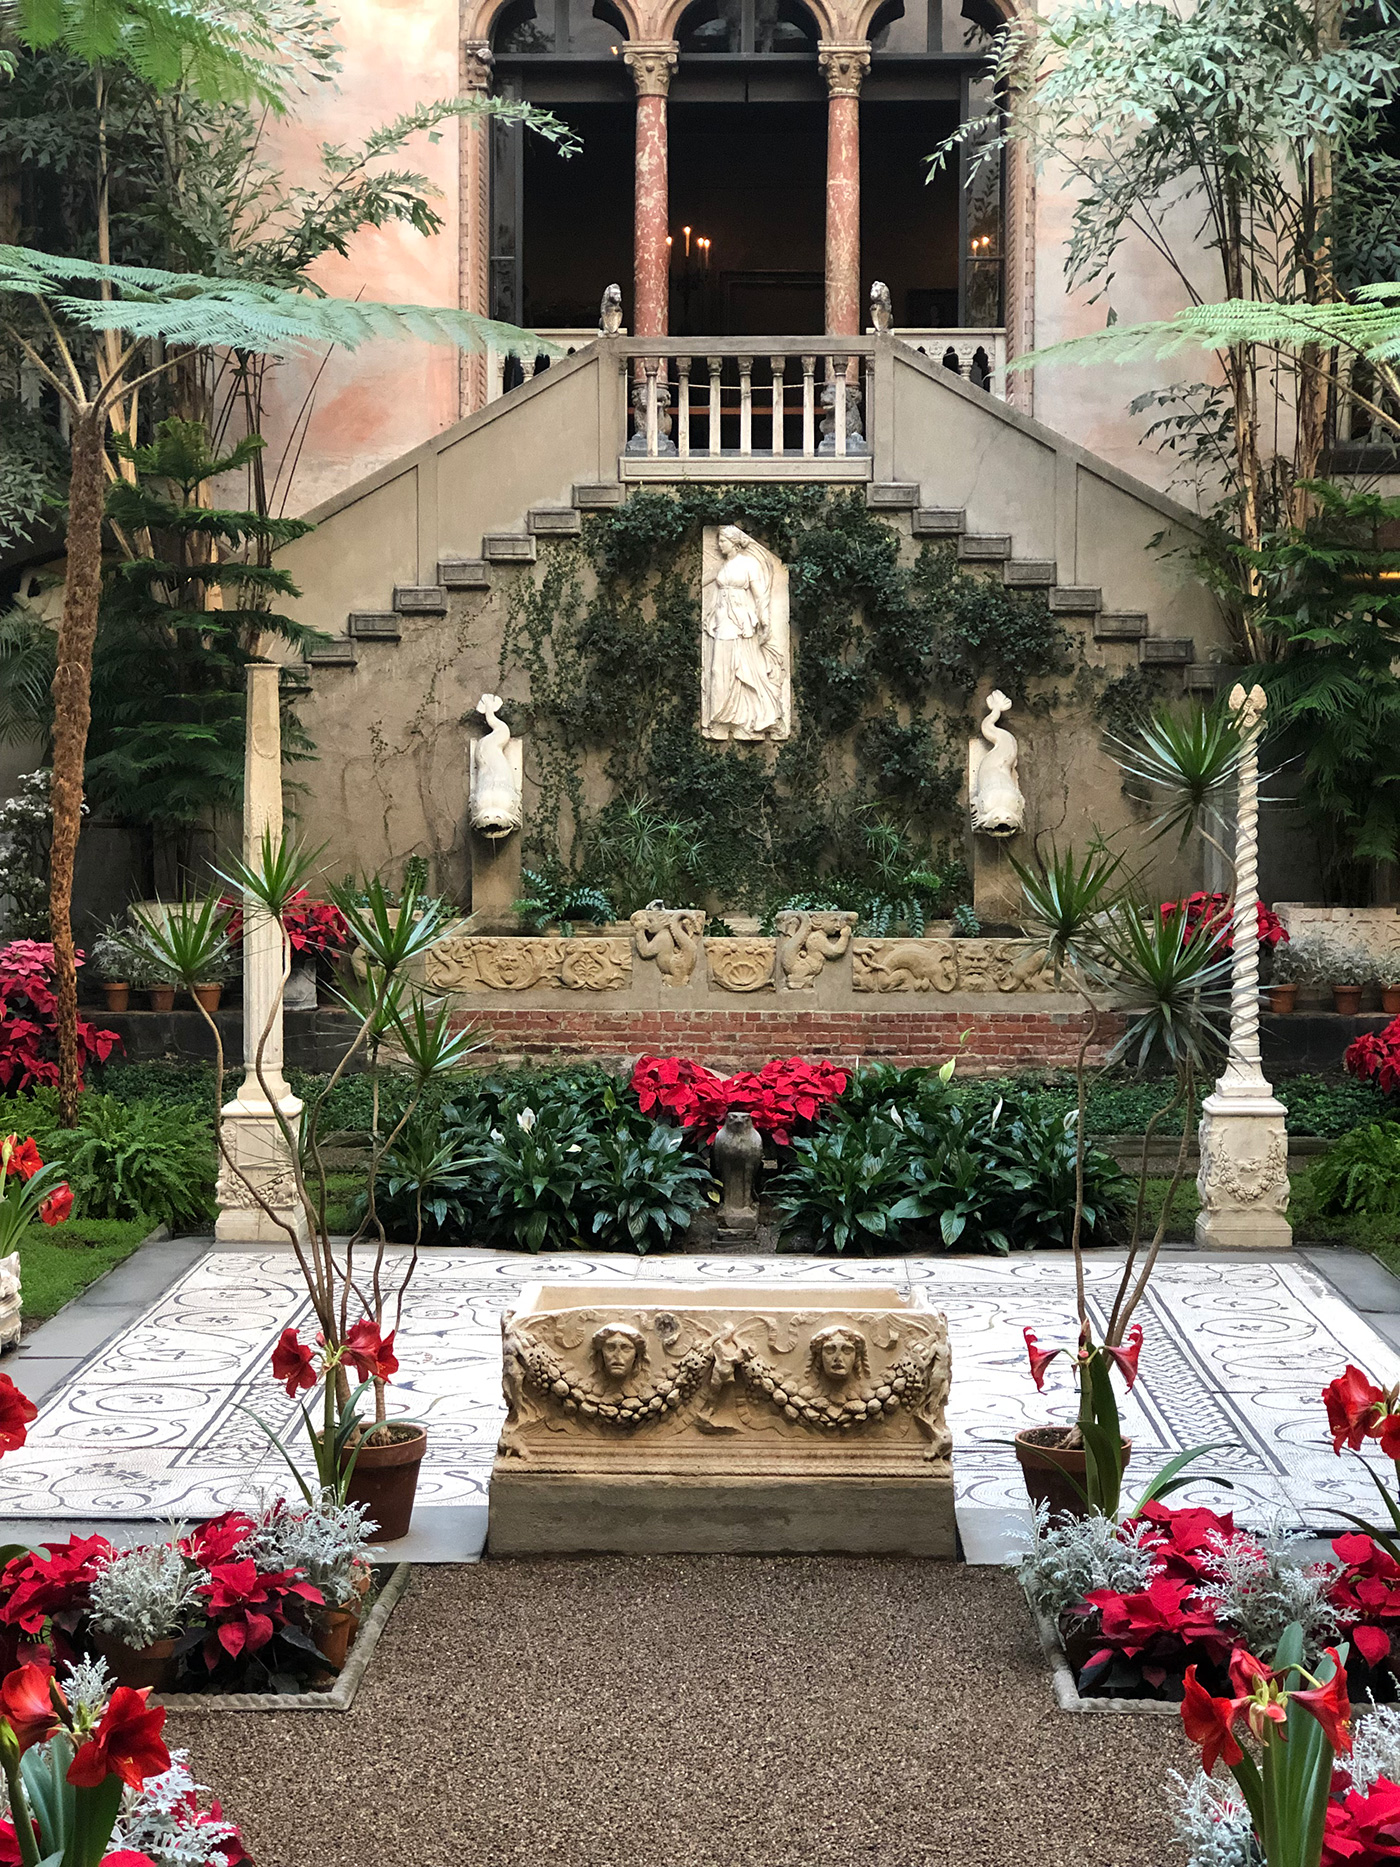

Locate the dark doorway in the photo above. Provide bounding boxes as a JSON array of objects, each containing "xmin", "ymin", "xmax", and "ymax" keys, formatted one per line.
[
  {"xmin": 668, "ymin": 100, "xmax": 827, "ymax": 335},
  {"xmin": 861, "ymin": 99, "xmax": 962, "ymax": 327},
  {"xmin": 517, "ymin": 101, "xmax": 634, "ymax": 328}
]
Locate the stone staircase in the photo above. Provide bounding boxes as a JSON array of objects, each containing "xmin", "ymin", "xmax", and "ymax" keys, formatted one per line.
[{"xmin": 306, "ymin": 477, "xmax": 1211, "ymax": 686}]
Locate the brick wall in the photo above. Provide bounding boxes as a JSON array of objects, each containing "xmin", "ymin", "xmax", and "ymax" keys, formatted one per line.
[{"xmin": 462, "ymin": 1006, "xmax": 1125, "ymax": 1074}]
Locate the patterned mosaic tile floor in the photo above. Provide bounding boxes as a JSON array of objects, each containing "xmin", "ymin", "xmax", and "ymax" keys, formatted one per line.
[{"xmin": 0, "ymin": 1249, "xmax": 1393, "ymax": 1548}]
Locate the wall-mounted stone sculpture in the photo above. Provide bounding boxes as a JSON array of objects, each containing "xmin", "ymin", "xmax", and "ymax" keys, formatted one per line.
[
  {"xmin": 0, "ymin": 1252, "xmax": 21, "ymax": 1351},
  {"xmin": 468, "ymin": 693, "xmax": 523, "ymax": 840},
  {"xmin": 701, "ymin": 525, "xmax": 791, "ymax": 742},
  {"xmin": 776, "ymin": 908, "xmax": 857, "ymax": 988},
  {"xmin": 852, "ymin": 939, "xmax": 959, "ymax": 993},
  {"xmin": 630, "ymin": 904, "xmax": 705, "ymax": 986},
  {"xmin": 705, "ymin": 937, "xmax": 777, "ymax": 992},
  {"xmin": 968, "ymin": 688, "xmax": 1025, "ymax": 838},
  {"xmin": 422, "ymin": 936, "xmax": 631, "ymax": 992},
  {"xmin": 490, "ymin": 1282, "xmax": 954, "ymax": 1555},
  {"xmin": 712, "ymin": 1111, "xmax": 763, "ymax": 1233}
]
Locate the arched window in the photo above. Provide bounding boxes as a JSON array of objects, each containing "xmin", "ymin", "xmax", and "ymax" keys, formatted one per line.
[
  {"xmin": 491, "ymin": 0, "xmax": 626, "ymax": 55},
  {"xmin": 677, "ymin": 0, "xmax": 817, "ymax": 55}
]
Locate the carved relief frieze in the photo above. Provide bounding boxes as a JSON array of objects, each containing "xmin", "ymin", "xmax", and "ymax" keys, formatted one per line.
[
  {"xmin": 630, "ymin": 905, "xmax": 705, "ymax": 987},
  {"xmin": 775, "ymin": 909, "xmax": 857, "ymax": 989},
  {"xmin": 851, "ymin": 939, "xmax": 958, "ymax": 993},
  {"xmin": 704, "ymin": 937, "xmax": 777, "ymax": 992},
  {"xmin": 421, "ymin": 937, "xmax": 631, "ymax": 992}
]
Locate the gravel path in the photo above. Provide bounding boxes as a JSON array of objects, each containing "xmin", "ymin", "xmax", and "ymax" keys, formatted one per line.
[{"xmin": 169, "ymin": 1559, "xmax": 1194, "ymax": 1867}]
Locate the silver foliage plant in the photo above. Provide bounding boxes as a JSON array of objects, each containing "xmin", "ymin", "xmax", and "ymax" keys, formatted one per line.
[
  {"xmin": 113, "ymin": 1750, "xmax": 245, "ymax": 1867},
  {"xmin": 1348, "ymin": 1701, "xmax": 1400, "ymax": 1797},
  {"xmin": 89, "ymin": 1544, "xmax": 204, "ymax": 1649},
  {"xmin": 1017, "ymin": 1502, "xmax": 1158, "ymax": 1620},
  {"xmin": 246, "ymin": 1492, "xmax": 376, "ymax": 1607},
  {"xmin": 1197, "ymin": 1520, "xmax": 1342, "ymax": 1661},
  {"xmin": 1170, "ymin": 1769, "xmax": 1257, "ymax": 1867}
]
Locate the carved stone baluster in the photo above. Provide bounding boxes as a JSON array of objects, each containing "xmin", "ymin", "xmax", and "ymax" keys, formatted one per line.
[
  {"xmin": 645, "ymin": 357, "xmax": 660, "ymax": 456},
  {"xmin": 802, "ymin": 354, "xmax": 816, "ymax": 457},
  {"xmin": 677, "ymin": 355, "xmax": 691, "ymax": 457},
  {"xmin": 739, "ymin": 355, "xmax": 753, "ymax": 456},
  {"xmin": 769, "ymin": 356, "xmax": 785, "ymax": 456},
  {"xmin": 833, "ymin": 355, "xmax": 848, "ymax": 456},
  {"xmin": 708, "ymin": 355, "xmax": 723, "ymax": 457}
]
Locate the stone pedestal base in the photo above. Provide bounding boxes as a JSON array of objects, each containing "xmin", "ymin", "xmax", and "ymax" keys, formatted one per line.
[
  {"xmin": 0, "ymin": 1251, "xmax": 21, "ymax": 1351},
  {"xmin": 489, "ymin": 1471, "xmax": 956, "ymax": 1556},
  {"xmin": 971, "ymin": 837, "xmax": 1023, "ymax": 927},
  {"xmin": 1194, "ymin": 1091, "xmax": 1293, "ymax": 1251},
  {"xmin": 214, "ymin": 1094, "xmax": 309, "ymax": 1243}
]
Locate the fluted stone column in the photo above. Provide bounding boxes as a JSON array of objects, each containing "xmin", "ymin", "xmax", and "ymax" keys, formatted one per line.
[
  {"xmin": 459, "ymin": 39, "xmax": 494, "ymax": 415},
  {"xmin": 819, "ymin": 43, "xmax": 870, "ymax": 337},
  {"xmin": 1194, "ymin": 683, "xmax": 1293, "ymax": 1251},
  {"xmin": 625, "ymin": 43, "xmax": 678, "ymax": 337},
  {"xmin": 215, "ymin": 663, "xmax": 307, "ymax": 1243}
]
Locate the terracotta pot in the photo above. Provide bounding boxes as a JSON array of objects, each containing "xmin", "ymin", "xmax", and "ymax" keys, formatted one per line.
[
  {"xmin": 1383, "ymin": 986, "xmax": 1400, "ymax": 1015},
  {"xmin": 1267, "ymin": 984, "xmax": 1298, "ymax": 1015},
  {"xmin": 343, "ymin": 1423, "xmax": 428, "ymax": 1541},
  {"xmin": 1334, "ymin": 984, "xmax": 1364, "ymax": 1015},
  {"xmin": 91, "ymin": 1629, "xmax": 178, "ymax": 1692},
  {"xmin": 307, "ymin": 1603, "xmax": 360, "ymax": 1689},
  {"xmin": 102, "ymin": 982, "xmax": 130, "ymax": 1013},
  {"xmin": 1014, "ymin": 1426, "xmax": 1132, "ymax": 1520},
  {"xmin": 146, "ymin": 985, "xmax": 176, "ymax": 1013},
  {"xmin": 191, "ymin": 983, "xmax": 222, "ymax": 1014}
]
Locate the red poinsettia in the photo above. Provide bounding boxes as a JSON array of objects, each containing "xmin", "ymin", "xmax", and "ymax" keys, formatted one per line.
[
  {"xmin": 67, "ymin": 1686, "xmax": 169, "ymax": 1790},
  {"xmin": 0, "ymin": 943, "xmax": 119, "ymax": 1093},
  {"xmin": 343, "ymin": 1319, "xmax": 398, "ymax": 1384},
  {"xmin": 179, "ymin": 1510, "xmax": 254, "ymax": 1568},
  {"xmin": 196, "ymin": 1560, "xmax": 323, "ymax": 1667},
  {"xmin": 1082, "ymin": 1577, "xmax": 1233, "ymax": 1688},
  {"xmin": 1323, "ymin": 1774, "xmax": 1400, "ymax": 1864},
  {"xmin": 1328, "ymin": 1534, "xmax": 1400, "ymax": 1668},
  {"xmin": 1159, "ymin": 893, "xmax": 1289, "ymax": 953},
  {"xmin": 0, "ymin": 1663, "xmax": 62, "ymax": 1751},
  {"xmin": 631, "ymin": 1054, "xmax": 848, "ymax": 1145},
  {"xmin": 1130, "ymin": 1501, "xmax": 1238, "ymax": 1584},
  {"xmin": 100, "ymin": 1855, "xmax": 161, "ymax": 1866},
  {"xmin": 0, "ymin": 1375, "xmax": 36, "ymax": 1456},
  {"xmin": 0, "ymin": 1535, "xmax": 113, "ymax": 1635},
  {"xmin": 1346, "ymin": 1020, "xmax": 1400, "ymax": 1098},
  {"xmin": 270, "ymin": 1328, "xmax": 316, "ymax": 1398},
  {"xmin": 217, "ymin": 892, "xmax": 349, "ymax": 958},
  {"xmin": 38, "ymin": 1184, "xmax": 72, "ymax": 1228}
]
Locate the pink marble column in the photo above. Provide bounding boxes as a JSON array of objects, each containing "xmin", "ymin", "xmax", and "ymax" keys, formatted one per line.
[
  {"xmin": 624, "ymin": 43, "xmax": 678, "ymax": 337},
  {"xmin": 819, "ymin": 44, "xmax": 870, "ymax": 337},
  {"xmin": 459, "ymin": 40, "xmax": 494, "ymax": 414}
]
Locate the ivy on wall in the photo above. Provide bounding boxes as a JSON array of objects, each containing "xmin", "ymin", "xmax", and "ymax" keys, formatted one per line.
[{"xmin": 497, "ymin": 489, "xmax": 1078, "ymax": 911}]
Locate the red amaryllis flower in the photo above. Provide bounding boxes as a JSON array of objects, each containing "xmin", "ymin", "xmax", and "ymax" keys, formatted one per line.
[
  {"xmin": 1325, "ymin": 1366, "xmax": 1388, "ymax": 1455},
  {"xmin": 0, "ymin": 1375, "xmax": 36, "ymax": 1455},
  {"xmin": 1228, "ymin": 1647, "xmax": 1274, "ymax": 1695},
  {"xmin": 67, "ymin": 1686, "xmax": 169, "ymax": 1790},
  {"xmin": 1023, "ymin": 1327, "xmax": 1060, "ymax": 1391},
  {"xmin": 38, "ymin": 1184, "xmax": 72, "ymax": 1228},
  {"xmin": 343, "ymin": 1320, "xmax": 398, "ymax": 1384},
  {"xmin": 0, "ymin": 1138, "xmax": 41, "ymax": 1182},
  {"xmin": 179, "ymin": 1511, "xmax": 254, "ymax": 1568},
  {"xmin": 0, "ymin": 1663, "xmax": 61, "ymax": 1751},
  {"xmin": 1292, "ymin": 1656, "xmax": 1353, "ymax": 1756},
  {"xmin": 270, "ymin": 1329, "xmax": 316, "ymax": 1398},
  {"xmin": 1181, "ymin": 1666, "xmax": 1244, "ymax": 1776},
  {"xmin": 1104, "ymin": 1324, "xmax": 1144, "ymax": 1390}
]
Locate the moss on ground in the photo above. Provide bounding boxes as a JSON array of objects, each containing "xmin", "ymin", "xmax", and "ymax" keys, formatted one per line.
[{"xmin": 16, "ymin": 1217, "xmax": 152, "ymax": 1323}]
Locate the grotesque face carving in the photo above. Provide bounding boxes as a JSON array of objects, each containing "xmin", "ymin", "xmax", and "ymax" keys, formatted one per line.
[
  {"xmin": 808, "ymin": 1326, "xmax": 869, "ymax": 1390},
  {"xmin": 590, "ymin": 1323, "xmax": 648, "ymax": 1387}
]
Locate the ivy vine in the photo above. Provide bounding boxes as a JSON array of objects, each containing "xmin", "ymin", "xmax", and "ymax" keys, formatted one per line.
[{"xmin": 497, "ymin": 489, "xmax": 1079, "ymax": 912}]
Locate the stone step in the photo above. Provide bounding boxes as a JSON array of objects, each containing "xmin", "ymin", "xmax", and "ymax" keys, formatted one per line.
[
  {"xmin": 306, "ymin": 638, "xmax": 357, "ymax": 668},
  {"xmin": 1094, "ymin": 612, "xmax": 1149, "ymax": 642},
  {"xmin": 348, "ymin": 612, "xmax": 402, "ymax": 642},
  {"xmin": 482, "ymin": 533, "xmax": 537, "ymax": 563},
  {"xmin": 911, "ymin": 508, "xmax": 966, "ymax": 537},
  {"xmin": 866, "ymin": 481, "xmax": 920, "ymax": 510},
  {"xmin": 573, "ymin": 482, "xmax": 625, "ymax": 509},
  {"xmin": 958, "ymin": 534, "xmax": 1012, "ymax": 561},
  {"xmin": 527, "ymin": 506, "xmax": 583, "ymax": 536},
  {"xmin": 1048, "ymin": 587, "xmax": 1103, "ymax": 613},
  {"xmin": 392, "ymin": 585, "xmax": 447, "ymax": 614},
  {"xmin": 1140, "ymin": 636, "xmax": 1195, "ymax": 665},
  {"xmin": 438, "ymin": 557, "xmax": 492, "ymax": 590},
  {"xmin": 1004, "ymin": 559, "xmax": 1057, "ymax": 588}
]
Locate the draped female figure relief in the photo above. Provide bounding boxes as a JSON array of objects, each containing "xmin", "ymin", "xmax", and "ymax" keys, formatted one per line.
[{"xmin": 701, "ymin": 524, "xmax": 791, "ymax": 742}]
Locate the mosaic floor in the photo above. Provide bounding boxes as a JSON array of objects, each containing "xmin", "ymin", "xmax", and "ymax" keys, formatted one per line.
[{"xmin": 0, "ymin": 1249, "xmax": 1395, "ymax": 1549}]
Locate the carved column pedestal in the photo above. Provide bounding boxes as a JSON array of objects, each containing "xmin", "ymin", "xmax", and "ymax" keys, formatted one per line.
[
  {"xmin": 1194, "ymin": 683, "xmax": 1292, "ymax": 1252},
  {"xmin": 215, "ymin": 663, "xmax": 307, "ymax": 1245}
]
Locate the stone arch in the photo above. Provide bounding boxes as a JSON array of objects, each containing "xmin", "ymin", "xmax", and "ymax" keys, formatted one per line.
[
  {"xmin": 654, "ymin": 0, "xmax": 833, "ymax": 44},
  {"xmin": 465, "ymin": 0, "xmax": 641, "ymax": 43}
]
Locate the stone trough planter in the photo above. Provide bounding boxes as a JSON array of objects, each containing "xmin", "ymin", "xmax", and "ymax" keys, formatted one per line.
[{"xmin": 1029, "ymin": 1599, "xmax": 1181, "ymax": 1716}]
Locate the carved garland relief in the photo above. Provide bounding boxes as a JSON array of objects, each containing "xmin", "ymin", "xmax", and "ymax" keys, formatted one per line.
[{"xmin": 422, "ymin": 937, "xmax": 632, "ymax": 992}]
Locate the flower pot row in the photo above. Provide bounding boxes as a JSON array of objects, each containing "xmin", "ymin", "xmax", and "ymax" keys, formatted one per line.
[
  {"xmin": 101, "ymin": 982, "xmax": 226, "ymax": 1014},
  {"xmin": 1267, "ymin": 982, "xmax": 1400, "ymax": 1015}
]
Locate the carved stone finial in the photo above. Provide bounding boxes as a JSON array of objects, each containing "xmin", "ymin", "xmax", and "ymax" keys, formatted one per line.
[
  {"xmin": 968, "ymin": 688, "xmax": 1026, "ymax": 838},
  {"xmin": 818, "ymin": 42, "xmax": 871, "ymax": 95},
  {"xmin": 623, "ymin": 41, "xmax": 679, "ymax": 95},
  {"xmin": 1228, "ymin": 680, "xmax": 1267, "ymax": 734},
  {"xmin": 599, "ymin": 283, "xmax": 623, "ymax": 336},
  {"xmin": 870, "ymin": 280, "xmax": 893, "ymax": 334}
]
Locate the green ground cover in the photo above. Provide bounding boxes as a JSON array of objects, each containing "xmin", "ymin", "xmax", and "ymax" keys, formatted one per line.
[{"xmin": 15, "ymin": 1216, "xmax": 153, "ymax": 1322}]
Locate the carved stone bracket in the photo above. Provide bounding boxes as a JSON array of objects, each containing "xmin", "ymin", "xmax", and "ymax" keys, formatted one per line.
[
  {"xmin": 461, "ymin": 39, "xmax": 493, "ymax": 92},
  {"xmin": 776, "ymin": 909, "xmax": 857, "ymax": 988},
  {"xmin": 630, "ymin": 906, "xmax": 705, "ymax": 986},
  {"xmin": 705, "ymin": 937, "xmax": 777, "ymax": 992}
]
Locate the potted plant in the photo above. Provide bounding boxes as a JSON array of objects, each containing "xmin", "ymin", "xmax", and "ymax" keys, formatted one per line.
[
  {"xmin": 87, "ymin": 1542, "xmax": 202, "ymax": 1689},
  {"xmin": 124, "ymin": 860, "xmax": 479, "ymax": 1543},
  {"xmin": 1266, "ymin": 932, "xmax": 1325, "ymax": 1013},
  {"xmin": 89, "ymin": 917, "xmax": 135, "ymax": 1012},
  {"xmin": 1327, "ymin": 935, "xmax": 1375, "ymax": 1015},
  {"xmin": 247, "ymin": 1494, "xmax": 375, "ymax": 1680},
  {"xmin": 189, "ymin": 935, "xmax": 238, "ymax": 1015}
]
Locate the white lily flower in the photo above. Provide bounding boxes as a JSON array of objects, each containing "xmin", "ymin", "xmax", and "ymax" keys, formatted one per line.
[{"xmin": 516, "ymin": 1107, "xmax": 536, "ymax": 1133}]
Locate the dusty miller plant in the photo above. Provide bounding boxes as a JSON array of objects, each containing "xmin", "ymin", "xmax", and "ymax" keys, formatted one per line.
[
  {"xmin": 1017, "ymin": 1502, "xmax": 1158, "ymax": 1621},
  {"xmin": 113, "ymin": 1749, "xmax": 246, "ymax": 1867},
  {"xmin": 0, "ymin": 769, "xmax": 53, "ymax": 940},
  {"xmin": 1198, "ymin": 1521, "xmax": 1341, "ymax": 1661},
  {"xmin": 247, "ymin": 1494, "xmax": 375, "ymax": 1607},
  {"xmin": 1348, "ymin": 1701, "xmax": 1400, "ymax": 1795},
  {"xmin": 89, "ymin": 1543, "xmax": 203, "ymax": 1648},
  {"xmin": 1170, "ymin": 1768, "xmax": 1257, "ymax": 1867}
]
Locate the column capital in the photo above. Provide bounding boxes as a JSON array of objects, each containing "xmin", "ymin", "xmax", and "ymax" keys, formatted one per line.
[
  {"xmin": 462, "ymin": 39, "xmax": 494, "ymax": 91},
  {"xmin": 623, "ymin": 41, "xmax": 679, "ymax": 95},
  {"xmin": 818, "ymin": 41, "xmax": 871, "ymax": 96}
]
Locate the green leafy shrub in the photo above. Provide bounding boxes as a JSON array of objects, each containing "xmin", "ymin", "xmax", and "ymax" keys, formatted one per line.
[
  {"xmin": 34, "ymin": 1094, "xmax": 216, "ymax": 1229},
  {"xmin": 578, "ymin": 1124, "xmax": 714, "ymax": 1252},
  {"xmin": 1311, "ymin": 1123, "xmax": 1400, "ymax": 1220}
]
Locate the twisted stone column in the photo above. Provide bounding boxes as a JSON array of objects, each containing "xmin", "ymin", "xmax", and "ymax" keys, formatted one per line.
[
  {"xmin": 459, "ymin": 39, "xmax": 494, "ymax": 415},
  {"xmin": 215, "ymin": 663, "xmax": 307, "ymax": 1243},
  {"xmin": 625, "ymin": 43, "xmax": 678, "ymax": 338},
  {"xmin": 1194, "ymin": 682, "xmax": 1293, "ymax": 1250},
  {"xmin": 819, "ymin": 43, "xmax": 869, "ymax": 338}
]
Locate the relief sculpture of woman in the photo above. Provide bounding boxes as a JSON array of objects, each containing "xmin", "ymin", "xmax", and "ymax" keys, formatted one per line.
[{"xmin": 702, "ymin": 524, "xmax": 790, "ymax": 742}]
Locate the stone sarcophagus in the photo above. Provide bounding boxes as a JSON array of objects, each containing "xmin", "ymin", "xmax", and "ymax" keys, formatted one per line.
[{"xmin": 487, "ymin": 1283, "xmax": 954, "ymax": 1556}]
